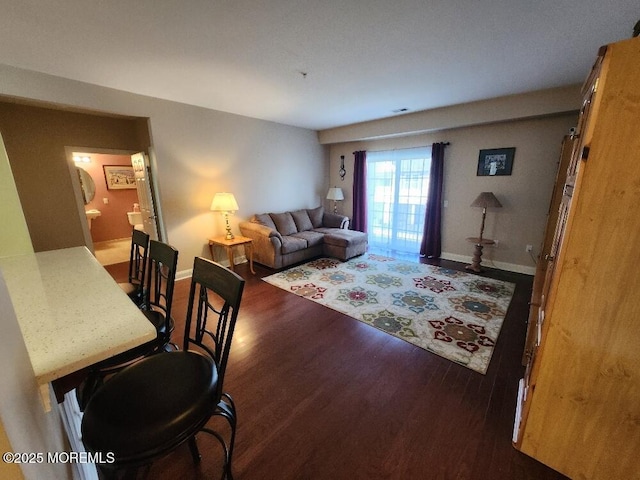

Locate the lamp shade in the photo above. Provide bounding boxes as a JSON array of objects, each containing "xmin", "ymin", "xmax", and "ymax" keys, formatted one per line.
[
  {"xmin": 470, "ymin": 192, "xmax": 502, "ymax": 209},
  {"xmin": 210, "ymin": 192, "xmax": 239, "ymax": 212},
  {"xmin": 326, "ymin": 187, "xmax": 344, "ymax": 201}
]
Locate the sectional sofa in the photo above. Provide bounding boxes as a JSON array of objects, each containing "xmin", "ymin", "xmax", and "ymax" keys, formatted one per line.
[{"xmin": 239, "ymin": 206, "xmax": 367, "ymax": 269}]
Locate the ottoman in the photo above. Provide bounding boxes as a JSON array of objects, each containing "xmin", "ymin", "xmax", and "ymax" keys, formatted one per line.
[{"xmin": 323, "ymin": 230, "xmax": 368, "ymax": 261}]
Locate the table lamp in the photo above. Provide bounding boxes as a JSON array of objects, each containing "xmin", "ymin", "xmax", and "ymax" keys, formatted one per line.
[
  {"xmin": 211, "ymin": 192, "xmax": 239, "ymax": 240},
  {"xmin": 326, "ymin": 187, "xmax": 344, "ymax": 214}
]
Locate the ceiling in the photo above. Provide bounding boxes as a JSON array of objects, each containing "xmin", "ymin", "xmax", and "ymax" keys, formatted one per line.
[{"xmin": 0, "ymin": 1, "xmax": 637, "ymax": 131}]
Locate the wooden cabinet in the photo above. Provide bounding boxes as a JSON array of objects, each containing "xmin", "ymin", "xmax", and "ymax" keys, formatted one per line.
[
  {"xmin": 521, "ymin": 134, "xmax": 573, "ymax": 366},
  {"xmin": 513, "ymin": 37, "xmax": 640, "ymax": 480}
]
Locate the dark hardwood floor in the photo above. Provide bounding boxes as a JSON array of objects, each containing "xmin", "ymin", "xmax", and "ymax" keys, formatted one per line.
[{"xmin": 103, "ymin": 254, "xmax": 567, "ymax": 480}]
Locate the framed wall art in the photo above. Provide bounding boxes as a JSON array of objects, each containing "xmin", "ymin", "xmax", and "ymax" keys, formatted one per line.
[
  {"xmin": 477, "ymin": 147, "xmax": 515, "ymax": 176},
  {"xmin": 103, "ymin": 165, "xmax": 136, "ymax": 190}
]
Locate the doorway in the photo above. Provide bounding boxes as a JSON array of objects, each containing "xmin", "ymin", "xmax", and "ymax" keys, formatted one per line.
[
  {"xmin": 366, "ymin": 147, "xmax": 432, "ymax": 254},
  {"xmin": 68, "ymin": 148, "xmax": 160, "ymax": 266}
]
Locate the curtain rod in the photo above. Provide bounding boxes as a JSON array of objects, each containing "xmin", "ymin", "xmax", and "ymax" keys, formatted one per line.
[{"xmin": 353, "ymin": 142, "xmax": 449, "ymax": 154}]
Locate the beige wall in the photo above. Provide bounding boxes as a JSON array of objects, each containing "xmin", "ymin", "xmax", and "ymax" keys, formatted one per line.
[
  {"xmin": 0, "ymin": 65, "xmax": 328, "ymax": 273},
  {"xmin": 0, "ymin": 63, "xmax": 579, "ymax": 274},
  {"xmin": 319, "ymin": 85, "xmax": 581, "ymax": 144},
  {"xmin": 145, "ymin": 101, "xmax": 327, "ymax": 272},
  {"xmin": 0, "ymin": 132, "xmax": 33, "ymax": 257},
  {"xmin": 0, "ymin": 101, "xmax": 149, "ymax": 253},
  {"xmin": 327, "ymin": 113, "xmax": 578, "ymax": 273}
]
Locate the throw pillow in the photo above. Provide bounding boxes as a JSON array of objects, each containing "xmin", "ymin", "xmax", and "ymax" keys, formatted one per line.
[
  {"xmin": 253, "ymin": 213, "xmax": 277, "ymax": 230},
  {"xmin": 291, "ymin": 209, "xmax": 313, "ymax": 232},
  {"xmin": 307, "ymin": 206, "xmax": 324, "ymax": 228},
  {"xmin": 270, "ymin": 212, "xmax": 298, "ymax": 235}
]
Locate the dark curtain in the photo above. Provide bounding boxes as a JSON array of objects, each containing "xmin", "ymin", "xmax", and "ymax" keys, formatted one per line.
[
  {"xmin": 420, "ymin": 142, "xmax": 447, "ymax": 258},
  {"xmin": 352, "ymin": 150, "xmax": 367, "ymax": 232}
]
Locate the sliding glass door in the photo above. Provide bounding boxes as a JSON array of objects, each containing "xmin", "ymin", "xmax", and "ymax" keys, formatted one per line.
[{"xmin": 366, "ymin": 147, "xmax": 431, "ymax": 253}]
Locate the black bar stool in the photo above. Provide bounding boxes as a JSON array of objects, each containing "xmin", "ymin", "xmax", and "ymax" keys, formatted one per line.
[{"xmin": 81, "ymin": 257, "xmax": 245, "ymax": 479}]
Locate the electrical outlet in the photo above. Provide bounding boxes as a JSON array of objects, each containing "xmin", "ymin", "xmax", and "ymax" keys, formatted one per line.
[{"xmin": 525, "ymin": 244, "xmax": 533, "ymax": 252}]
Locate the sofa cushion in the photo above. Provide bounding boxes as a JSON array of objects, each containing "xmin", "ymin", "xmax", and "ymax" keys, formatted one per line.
[
  {"xmin": 323, "ymin": 230, "xmax": 368, "ymax": 261},
  {"xmin": 253, "ymin": 213, "xmax": 277, "ymax": 230},
  {"xmin": 313, "ymin": 227, "xmax": 344, "ymax": 235},
  {"xmin": 307, "ymin": 206, "xmax": 324, "ymax": 228},
  {"xmin": 323, "ymin": 230, "xmax": 368, "ymax": 248},
  {"xmin": 270, "ymin": 212, "xmax": 298, "ymax": 235},
  {"xmin": 291, "ymin": 209, "xmax": 313, "ymax": 232},
  {"xmin": 280, "ymin": 236, "xmax": 307, "ymax": 254},
  {"xmin": 322, "ymin": 212, "xmax": 348, "ymax": 229},
  {"xmin": 291, "ymin": 230, "xmax": 325, "ymax": 247}
]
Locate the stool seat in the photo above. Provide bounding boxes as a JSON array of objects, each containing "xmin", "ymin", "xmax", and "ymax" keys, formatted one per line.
[
  {"xmin": 323, "ymin": 230, "xmax": 368, "ymax": 261},
  {"xmin": 82, "ymin": 351, "xmax": 217, "ymax": 465}
]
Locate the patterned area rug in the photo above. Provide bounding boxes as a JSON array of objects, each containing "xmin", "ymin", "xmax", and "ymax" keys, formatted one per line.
[{"xmin": 263, "ymin": 254, "xmax": 515, "ymax": 374}]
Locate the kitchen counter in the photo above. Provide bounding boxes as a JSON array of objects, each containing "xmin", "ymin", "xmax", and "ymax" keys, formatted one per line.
[{"xmin": 0, "ymin": 246, "xmax": 156, "ymax": 410}]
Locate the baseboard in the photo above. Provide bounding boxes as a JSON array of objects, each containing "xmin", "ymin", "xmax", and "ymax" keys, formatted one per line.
[
  {"xmin": 441, "ymin": 252, "xmax": 536, "ymax": 276},
  {"xmin": 178, "ymin": 253, "xmax": 534, "ymax": 278},
  {"xmin": 176, "ymin": 269, "xmax": 193, "ymax": 281},
  {"xmin": 175, "ymin": 255, "xmax": 248, "ymax": 281}
]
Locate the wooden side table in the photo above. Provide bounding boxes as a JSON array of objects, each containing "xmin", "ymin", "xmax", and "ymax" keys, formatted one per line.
[
  {"xmin": 208, "ymin": 235, "xmax": 255, "ymax": 274},
  {"xmin": 465, "ymin": 237, "xmax": 495, "ymax": 273}
]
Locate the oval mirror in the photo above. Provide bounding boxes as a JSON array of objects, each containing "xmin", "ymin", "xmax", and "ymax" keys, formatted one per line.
[{"xmin": 77, "ymin": 167, "xmax": 96, "ymax": 205}]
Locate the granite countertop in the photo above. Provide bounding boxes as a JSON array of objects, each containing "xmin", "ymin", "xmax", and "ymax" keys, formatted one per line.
[{"xmin": 0, "ymin": 246, "xmax": 156, "ymax": 385}]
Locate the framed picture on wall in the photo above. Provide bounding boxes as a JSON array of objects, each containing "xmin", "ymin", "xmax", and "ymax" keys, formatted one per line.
[
  {"xmin": 103, "ymin": 165, "xmax": 136, "ymax": 189},
  {"xmin": 477, "ymin": 147, "xmax": 515, "ymax": 176}
]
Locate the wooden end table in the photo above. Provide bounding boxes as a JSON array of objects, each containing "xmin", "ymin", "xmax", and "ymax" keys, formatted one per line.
[
  {"xmin": 208, "ymin": 235, "xmax": 255, "ymax": 274},
  {"xmin": 465, "ymin": 237, "xmax": 495, "ymax": 273}
]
